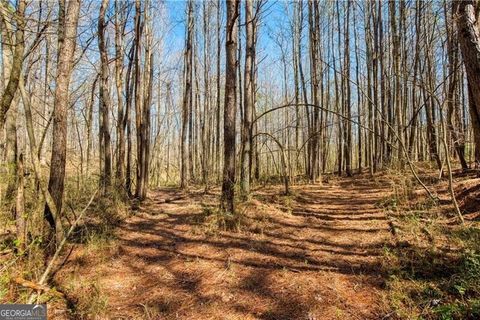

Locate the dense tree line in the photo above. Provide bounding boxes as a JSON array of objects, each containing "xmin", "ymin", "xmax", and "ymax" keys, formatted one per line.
[{"xmin": 1, "ymin": 0, "xmax": 480, "ymax": 251}]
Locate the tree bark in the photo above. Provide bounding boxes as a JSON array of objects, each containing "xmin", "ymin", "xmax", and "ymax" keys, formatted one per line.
[
  {"xmin": 344, "ymin": 0, "xmax": 352, "ymax": 176},
  {"xmin": 98, "ymin": 0, "xmax": 112, "ymax": 192},
  {"xmin": 240, "ymin": 0, "xmax": 254, "ymax": 199},
  {"xmin": 45, "ymin": 0, "xmax": 81, "ymax": 247},
  {"xmin": 0, "ymin": 0, "xmax": 25, "ymax": 134},
  {"xmin": 181, "ymin": 0, "xmax": 194, "ymax": 189},
  {"xmin": 15, "ymin": 153, "xmax": 25, "ymax": 250},
  {"xmin": 308, "ymin": 0, "xmax": 320, "ymax": 182},
  {"xmin": 220, "ymin": 0, "xmax": 239, "ymax": 214},
  {"xmin": 454, "ymin": 0, "xmax": 480, "ymax": 168},
  {"xmin": 115, "ymin": 1, "xmax": 127, "ymax": 187},
  {"xmin": 446, "ymin": 1, "xmax": 468, "ymax": 170},
  {"xmin": 0, "ymin": 9, "xmax": 18, "ymax": 201},
  {"xmin": 139, "ymin": 7, "xmax": 153, "ymax": 200}
]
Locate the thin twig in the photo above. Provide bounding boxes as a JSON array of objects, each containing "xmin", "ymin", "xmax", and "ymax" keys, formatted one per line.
[{"xmin": 27, "ymin": 188, "xmax": 99, "ymax": 304}]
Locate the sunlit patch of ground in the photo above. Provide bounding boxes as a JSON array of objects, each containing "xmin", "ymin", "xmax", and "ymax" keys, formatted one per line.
[{"xmin": 56, "ymin": 175, "xmax": 394, "ymax": 319}]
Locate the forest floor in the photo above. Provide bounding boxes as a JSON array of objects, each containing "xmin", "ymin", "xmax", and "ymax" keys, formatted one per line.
[{"xmin": 55, "ymin": 175, "xmax": 395, "ymax": 319}]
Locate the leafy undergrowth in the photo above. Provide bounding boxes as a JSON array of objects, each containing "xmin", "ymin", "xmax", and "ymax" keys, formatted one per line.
[
  {"xmin": 381, "ymin": 170, "xmax": 480, "ymax": 320},
  {"xmin": 0, "ymin": 175, "xmax": 129, "ymax": 319},
  {"xmin": 54, "ymin": 193, "xmax": 130, "ymax": 319},
  {"xmin": 192, "ymin": 192, "xmax": 291, "ymax": 235},
  {"xmin": 192, "ymin": 198, "xmax": 289, "ymax": 235}
]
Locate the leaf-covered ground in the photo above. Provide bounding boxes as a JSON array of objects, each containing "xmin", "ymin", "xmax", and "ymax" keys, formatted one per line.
[{"xmin": 56, "ymin": 176, "xmax": 394, "ymax": 319}]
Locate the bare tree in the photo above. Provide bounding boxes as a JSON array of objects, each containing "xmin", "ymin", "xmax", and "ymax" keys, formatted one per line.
[
  {"xmin": 454, "ymin": 0, "xmax": 480, "ymax": 169},
  {"xmin": 240, "ymin": 0, "xmax": 254, "ymax": 198},
  {"xmin": 344, "ymin": 0, "xmax": 352, "ymax": 176},
  {"xmin": 445, "ymin": 0, "xmax": 468, "ymax": 171},
  {"xmin": 131, "ymin": 0, "xmax": 153, "ymax": 200},
  {"xmin": 220, "ymin": 0, "xmax": 239, "ymax": 214},
  {"xmin": 98, "ymin": 0, "xmax": 112, "ymax": 192},
  {"xmin": 215, "ymin": 0, "xmax": 222, "ymax": 183},
  {"xmin": 138, "ymin": 0, "xmax": 154, "ymax": 200},
  {"xmin": 115, "ymin": 1, "xmax": 129, "ymax": 187},
  {"xmin": 45, "ymin": 0, "xmax": 81, "ymax": 246},
  {"xmin": 0, "ymin": 4, "xmax": 21, "ymax": 201},
  {"xmin": 0, "ymin": 0, "xmax": 25, "ymax": 134},
  {"xmin": 180, "ymin": 0, "xmax": 194, "ymax": 189}
]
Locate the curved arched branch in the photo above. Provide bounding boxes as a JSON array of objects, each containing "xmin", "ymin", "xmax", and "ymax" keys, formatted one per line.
[
  {"xmin": 252, "ymin": 55, "xmax": 436, "ymax": 200},
  {"xmin": 417, "ymin": 82, "xmax": 464, "ymax": 223},
  {"xmin": 253, "ymin": 103, "xmax": 399, "ymax": 151},
  {"xmin": 317, "ymin": 56, "xmax": 436, "ymax": 199},
  {"xmin": 252, "ymin": 132, "xmax": 290, "ymax": 195}
]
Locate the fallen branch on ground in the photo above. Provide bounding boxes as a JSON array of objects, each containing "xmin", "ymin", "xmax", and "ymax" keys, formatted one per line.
[
  {"xmin": 27, "ymin": 188, "xmax": 98, "ymax": 304},
  {"xmin": 0, "ymin": 231, "xmax": 14, "ymax": 242},
  {"xmin": 0, "ymin": 249, "xmax": 13, "ymax": 255},
  {"xmin": 14, "ymin": 277, "xmax": 50, "ymax": 292},
  {"xmin": 157, "ymin": 196, "xmax": 185, "ymax": 204}
]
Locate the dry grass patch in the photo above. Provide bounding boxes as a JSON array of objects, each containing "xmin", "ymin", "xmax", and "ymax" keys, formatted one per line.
[{"xmin": 382, "ymin": 169, "xmax": 480, "ymax": 319}]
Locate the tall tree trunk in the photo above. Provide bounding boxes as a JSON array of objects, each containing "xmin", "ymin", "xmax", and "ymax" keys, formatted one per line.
[
  {"xmin": 15, "ymin": 153, "xmax": 25, "ymax": 250},
  {"xmin": 240, "ymin": 0, "xmax": 254, "ymax": 198},
  {"xmin": 115, "ymin": 1, "xmax": 127, "ymax": 187},
  {"xmin": 45, "ymin": 0, "xmax": 81, "ymax": 247},
  {"xmin": 220, "ymin": 0, "xmax": 239, "ymax": 214},
  {"xmin": 4, "ymin": 98, "xmax": 18, "ymax": 201},
  {"xmin": 140, "ymin": 5, "xmax": 153, "ymax": 200},
  {"xmin": 0, "ymin": 3, "xmax": 21, "ymax": 201},
  {"xmin": 133, "ymin": 0, "xmax": 145, "ymax": 199},
  {"xmin": 292, "ymin": 1, "xmax": 301, "ymax": 175},
  {"xmin": 365, "ymin": 2, "xmax": 374, "ymax": 176},
  {"xmin": 215, "ymin": 0, "xmax": 222, "ymax": 183},
  {"xmin": 409, "ymin": 0, "xmax": 422, "ymax": 158},
  {"xmin": 125, "ymin": 42, "xmax": 135, "ymax": 196},
  {"xmin": 308, "ymin": 0, "xmax": 320, "ymax": 182},
  {"xmin": 181, "ymin": 0, "xmax": 193, "ymax": 189},
  {"xmin": 0, "ymin": 13, "xmax": 19, "ymax": 200},
  {"xmin": 98, "ymin": 0, "xmax": 112, "ymax": 192},
  {"xmin": 425, "ymin": 43, "xmax": 442, "ymax": 170},
  {"xmin": 454, "ymin": 0, "xmax": 480, "ymax": 168},
  {"xmin": 140, "ymin": 52, "xmax": 153, "ymax": 199},
  {"xmin": 0, "ymin": 0, "xmax": 25, "ymax": 135},
  {"xmin": 445, "ymin": 0, "xmax": 468, "ymax": 171},
  {"xmin": 86, "ymin": 75, "xmax": 98, "ymax": 176},
  {"xmin": 353, "ymin": 3, "xmax": 362, "ymax": 174},
  {"xmin": 133, "ymin": 0, "xmax": 143, "ymax": 198},
  {"xmin": 344, "ymin": 0, "xmax": 352, "ymax": 176},
  {"xmin": 201, "ymin": 1, "xmax": 211, "ymax": 188}
]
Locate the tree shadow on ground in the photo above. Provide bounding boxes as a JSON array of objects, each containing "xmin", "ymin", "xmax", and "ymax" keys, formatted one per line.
[{"xmin": 64, "ymin": 183, "xmax": 391, "ymax": 319}]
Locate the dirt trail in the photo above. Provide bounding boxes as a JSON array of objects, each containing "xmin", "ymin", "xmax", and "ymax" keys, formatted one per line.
[{"xmin": 63, "ymin": 177, "xmax": 393, "ymax": 319}]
